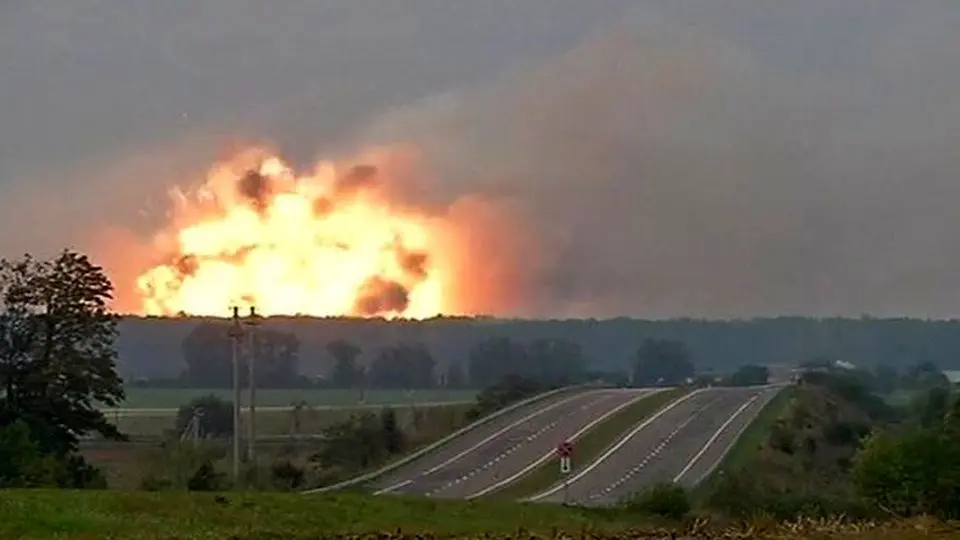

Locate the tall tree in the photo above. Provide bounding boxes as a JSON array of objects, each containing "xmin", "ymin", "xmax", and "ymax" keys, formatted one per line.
[
  {"xmin": 327, "ymin": 339, "xmax": 364, "ymax": 389},
  {"xmin": 445, "ymin": 361, "xmax": 466, "ymax": 389},
  {"xmin": 467, "ymin": 337, "xmax": 528, "ymax": 388},
  {"xmin": 0, "ymin": 250, "xmax": 125, "ymax": 486},
  {"xmin": 367, "ymin": 343, "xmax": 436, "ymax": 389},
  {"xmin": 632, "ymin": 338, "xmax": 695, "ymax": 387},
  {"xmin": 527, "ymin": 338, "xmax": 588, "ymax": 385},
  {"xmin": 180, "ymin": 322, "xmax": 301, "ymax": 388}
]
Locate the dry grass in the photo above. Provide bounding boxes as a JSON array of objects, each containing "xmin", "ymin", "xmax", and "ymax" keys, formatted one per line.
[{"xmin": 1, "ymin": 490, "xmax": 957, "ymax": 539}]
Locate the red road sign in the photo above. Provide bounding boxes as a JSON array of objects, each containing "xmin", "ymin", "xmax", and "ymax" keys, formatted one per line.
[{"xmin": 556, "ymin": 441, "xmax": 573, "ymax": 458}]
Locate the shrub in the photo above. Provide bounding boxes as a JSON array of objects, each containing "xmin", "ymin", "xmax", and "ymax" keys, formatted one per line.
[{"xmin": 622, "ymin": 482, "xmax": 691, "ymax": 520}]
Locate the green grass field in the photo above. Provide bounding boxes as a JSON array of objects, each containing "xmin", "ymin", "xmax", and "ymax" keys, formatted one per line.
[
  {"xmin": 115, "ymin": 387, "xmax": 478, "ymax": 409},
  {"xmin": 0, "ymin": 490, "xmax": 952, "ymax": 539}
]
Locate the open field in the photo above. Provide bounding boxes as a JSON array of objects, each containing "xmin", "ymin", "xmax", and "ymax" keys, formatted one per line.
[
  {"xmin": 103, "ymin": 401, "xmax": 474, "ymax": 438},
  {"xmin": 113, "ymin": 387, "xmax": 479, "ymax": 408},
  {"xmin": 84, "ymin": 402, "xmax": 474, "ymax": 489},
  {"xmin": 1, "ymin": 490, "xmax": 956, "ymax": 539}
]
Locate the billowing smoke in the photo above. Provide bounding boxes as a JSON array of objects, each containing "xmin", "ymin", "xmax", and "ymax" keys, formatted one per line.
[
  {"xmin": 8, "ymin": 3, "xmax": 960, "ymax": 318},
  {"xmin": 346, "ymin": 10, "xmax": 960, "ymax": 318}
]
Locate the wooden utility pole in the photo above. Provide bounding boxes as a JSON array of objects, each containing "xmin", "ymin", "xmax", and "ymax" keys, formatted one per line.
[
  {"xmin": 228, "ymin": 306, "xmax": 244, "ymax": 485},
  {"xmin": 245, "ymin": 306, "xmax": 261, "ymax": 466}
]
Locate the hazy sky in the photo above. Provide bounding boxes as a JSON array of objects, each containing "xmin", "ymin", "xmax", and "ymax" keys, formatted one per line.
[{"xmin": 4, "ymin": 1, "xmax": 960, "ymax": 318}]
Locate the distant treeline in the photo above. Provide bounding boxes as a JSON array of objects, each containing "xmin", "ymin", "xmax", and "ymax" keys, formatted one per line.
[{"xmin": 118, "ymin": 316, "xmax": 960, "ymax": 382}]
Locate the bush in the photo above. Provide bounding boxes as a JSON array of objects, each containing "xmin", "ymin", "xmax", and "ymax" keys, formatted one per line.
[
  {"xmin": 175, "ymin": 395, "xmax": 234, "ymax": 438},
  {"xmin": 187, "ymin": 460, "xmax": 227, "ymax": 491},
  {"xmin": 270, "ymin": 459, "xmax": 306, "ymax": 491},
  {"xmin": 622, "ymin": 482, "xmax": 691, "ymax": 520}
]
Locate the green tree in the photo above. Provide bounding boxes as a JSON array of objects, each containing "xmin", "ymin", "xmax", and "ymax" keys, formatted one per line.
[
  {"xmin": 467, "ymin": 337, "xmax": 528, "ymax": 388},
  {"xmin": 632, "ymin": 338, "xmax": 695, "ymax": 387},
  {"xmin": 0, "ymin": 250, "xmax": 125, "ymax": 486},
  {"xmin": 180, "ymin": 323, "xmax": 301, "ymax": 388},
  {"xmin": 852, "ymin": 428, "xmax": 960, "ymax": 518},
  {"xmin": 327, "ymin": 339, "xmax": 363, "ymax": 389},
  {"xmin": 725, "ymin": 364, "xmax": 770, "ymax": 387},
  {"xmin": 379, "ymin": 406, "xmax": 406, "ymax": 455},
  {"xmin": 445, "ymin": 361, "xmax": 466, "ymax": 389},
  {"xmin": 367, "ymin": 343, "xmax": 435, "ymax": 389}
]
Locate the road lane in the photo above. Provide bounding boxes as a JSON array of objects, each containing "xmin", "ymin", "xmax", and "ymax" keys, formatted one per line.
[
  {"xmin": 373, "ymin": 388, "xmax": 653, "ymax": 498},
  {"xmin": 531, "ymin": 386, "xmax": 782, "ymax": 506},
  {"xmin": 372, "ymin": 387, "xmax": 595, "ymax": 494}
]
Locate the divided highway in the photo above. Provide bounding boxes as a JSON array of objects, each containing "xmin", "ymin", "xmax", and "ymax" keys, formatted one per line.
[
  {"xmin": 371, "ymin": 387, "xmax": 657, "ymax": 499},
  {"xmin": 528, "ymin": 385, "xmax": 783, "ymax": 506}
]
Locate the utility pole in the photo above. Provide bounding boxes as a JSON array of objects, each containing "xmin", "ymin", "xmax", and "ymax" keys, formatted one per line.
[
  {"xmin": 228, "ymin": 306, "xmax": 244, "ymax": 486},
  {"xmin": 245, "ymin": 306, "xmax": 261, "ymax": 466}
]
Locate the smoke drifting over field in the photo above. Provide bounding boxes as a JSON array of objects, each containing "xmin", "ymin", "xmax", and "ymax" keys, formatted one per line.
[{"xmin": 6, "ymin": 2, "xmax": 960, "ymax": 318}]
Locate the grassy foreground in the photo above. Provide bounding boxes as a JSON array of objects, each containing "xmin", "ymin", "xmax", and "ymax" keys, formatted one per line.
[
  {"xmin": 490, "ymin": 387, "xmax": 687, "ymax": 500},
  {"xmin": 1, "ymin": 490, "xmax": 957, "ymax": 539}
]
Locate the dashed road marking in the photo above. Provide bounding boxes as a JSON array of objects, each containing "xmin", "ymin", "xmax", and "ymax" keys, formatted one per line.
[
  {"xmin": 585, "ymin": 396, "xmax": 720, "ymax": 501},
  {"xmin": 375, "ymin": 389, "xmax": 596, "ymax": 494},
  {"xmin": 426, "ymin": 392, "xmax": 619, "ymax": 496}
]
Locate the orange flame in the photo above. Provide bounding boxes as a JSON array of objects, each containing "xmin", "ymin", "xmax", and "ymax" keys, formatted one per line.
[{"xmin": 135, "ymin": 147, "xmax": 449, "ymax": 318}]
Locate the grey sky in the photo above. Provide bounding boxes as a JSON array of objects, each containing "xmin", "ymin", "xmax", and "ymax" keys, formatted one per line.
[{"xmin": 3, "ymin": 1, "xmax": 960, "ymax": 318}]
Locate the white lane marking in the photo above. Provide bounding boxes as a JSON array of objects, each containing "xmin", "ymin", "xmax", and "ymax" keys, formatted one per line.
[
  {"xmin": 525, "ymin": 388, "xmax": 706, "ymax": 502},
  {"xmin": 466, "ymin": 388, "xmax": 661, "ymax": 499},
  {"xmin": 586, "ymin": 396, "xmax": 721, "ymax": 501},
  {"xmin": 375, "ymin": 390, "xmax": 600, "ymax": 494},
  {"xmin": 672, "ymin": 390, "xmax": 764, "ymax": 484},
  {"xmin": 428, "ymin": 391, "xmax": 623, "ymax": 497},
  {"xmin": 683, "ymin": 387, "xmax": 784, "ymax": 487}
]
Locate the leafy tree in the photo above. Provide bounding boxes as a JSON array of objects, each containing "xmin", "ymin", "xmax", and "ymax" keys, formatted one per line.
[
  {"xmin": 725, "ymin": 364, "xmax": 770, "ymax": 387},
  {"xmin": 527, "ymin": 338, "xmax": 588, "ymax": 386},
  {"xmin": 327, "ymin": 339, "xmax": 363, "ymax": 389},
  {"xmin": 853, "ymin": 428, "xmax": 960, "ymax": 518},
  {"xmin": 0, "ymin": 250, "xmax": 124, "ymax": 486},
  {"xmin": 0, "ymin": 420, "xmax": 67, "ymax": 487},
  {"xmin": 445, "ymin": 361, "xmax": 466, "ymax": 389},
  {"xmin": 367, "ymin": 343, "xmax": 435, "ymax": 389},
  {"xmin": 180, "ymin": 322, "xmax": 301, "ymax": 388},
  {"xmin": 870, "ymin": 363, "xmax": 900, "ymax": 394},
  {"xmin": 379, "ymin": 406, "xmax": 406, "ymax": 455},
  {"xmin": 467, "ymin": 336, "xmax": 528, "ymax": 388},
  {"xmin": 632, "ymin": 338, "xmax": 695, "ymax": 387},
  {"xmin": 466, "ymin": 375, "xmax": 542, "ymax": 421},
  {"xmin": 175, "ymin": 394, "xmax": 234, "ymax": 438},
  {"xmin": 909, "ymin": 385, "xmax": 952, "ymax": 428}
]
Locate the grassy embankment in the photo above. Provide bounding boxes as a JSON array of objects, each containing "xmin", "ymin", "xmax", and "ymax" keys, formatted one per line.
[
  {"xmin": 1, "ymin": 490, "xmax": 956, "ymax": 539},
  {"xmin": 693, "ymin": 385, "xmax": 797, "ymax": 499},
  {"xmin": 489, "ymin": 387, "xmax": 687, "ymax": 500}
]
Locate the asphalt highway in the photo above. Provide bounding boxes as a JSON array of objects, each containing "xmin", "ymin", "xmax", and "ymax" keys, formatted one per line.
[
  {"xmin": 530, "ymin": 385, "xmax": 783, "ymax": 506},
  {"xmin": 372, "ymin": 387, "xmax": 657, "ymax": 499}
]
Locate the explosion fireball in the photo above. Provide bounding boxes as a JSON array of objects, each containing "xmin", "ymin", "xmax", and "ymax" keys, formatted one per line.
[{"xmin": 135, "ymin": 147, "xmax": 453, "ymax": 318}]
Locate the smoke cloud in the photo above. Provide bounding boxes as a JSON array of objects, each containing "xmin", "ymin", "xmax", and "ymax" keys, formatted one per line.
[
  {"xmin": 7, "ymin": 2, "xmax": 960, "ymax": 318},
  {"xmin": 350, "ymin": 8, "xmax": 960, "ymax": 318}
]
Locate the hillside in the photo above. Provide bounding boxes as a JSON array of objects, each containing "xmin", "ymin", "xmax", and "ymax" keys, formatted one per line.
[{"xmin": 117, "ymin": 316, "xmax": 960, "ymax": 380}]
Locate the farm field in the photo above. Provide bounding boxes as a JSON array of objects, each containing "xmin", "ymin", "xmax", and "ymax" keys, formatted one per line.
[
  {"xmin": 113, "ymin": 387, "xmax": 479, "ymax": 409},
  {"xmin": 1, "ymin": 490, "xmax": 954, "ymax": 539}
]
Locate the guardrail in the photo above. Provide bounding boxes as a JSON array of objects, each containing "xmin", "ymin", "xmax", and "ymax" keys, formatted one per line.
[{"xmin": 301, "ymin": 381, "xmax": 605, "ymax": 494}]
